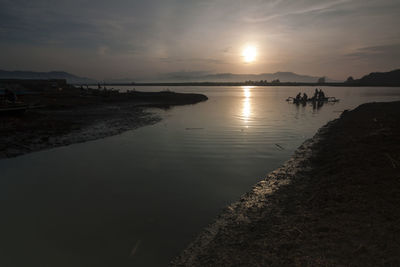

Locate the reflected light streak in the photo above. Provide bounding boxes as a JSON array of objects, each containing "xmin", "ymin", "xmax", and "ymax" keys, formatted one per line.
[{"xmin": 242, "ymin": 86, "xmax": 252, "ymax": 124}]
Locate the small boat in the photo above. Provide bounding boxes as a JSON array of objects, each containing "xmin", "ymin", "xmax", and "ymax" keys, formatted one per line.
[
  {"xmin": 286, "ymin": 96, "xmax": 339, "ymax": 104},
  {"xmin": 0, "ymin": 102, "xmax": 28, "ymax": 115}
]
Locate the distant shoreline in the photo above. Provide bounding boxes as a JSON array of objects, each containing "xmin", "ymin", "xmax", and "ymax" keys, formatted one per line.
[
  {"xmin": 3, "ymin": 68, "xmax": 400, "ymax": 87},
  {"xmin": 89, "ymin": 82, "xmax": 400, "ymax": 87}
]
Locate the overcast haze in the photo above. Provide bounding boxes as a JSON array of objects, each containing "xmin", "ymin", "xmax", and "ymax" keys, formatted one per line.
[{"xmin": 0, "ymin": 0, "xmax": 399, "ymax": 81}]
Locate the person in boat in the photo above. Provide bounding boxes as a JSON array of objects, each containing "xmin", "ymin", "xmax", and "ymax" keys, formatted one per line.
[
  {"xmin": 302, "ymin": 92, "xmax": 308, "ymax": 102},
  {"xmin": 313, "ymin": 88, "xmax": 319, "ymax": 100},
  {"xmin": 318, "ymin": 89, "xmax": 325, "ymax": 100},
  {"xmin": 295, "ymin": 92, "xmax": 301, "ymax": 101}
]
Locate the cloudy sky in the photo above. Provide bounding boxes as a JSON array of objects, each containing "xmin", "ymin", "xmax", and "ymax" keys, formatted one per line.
[{"xmin": 0, "ymin": 0, "xmax": 399, "ymax": 81}]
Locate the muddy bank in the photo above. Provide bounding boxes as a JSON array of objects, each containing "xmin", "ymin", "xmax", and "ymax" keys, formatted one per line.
[
  {"xmin": 0, "ymin": 89, "xmax": 207, "ymax": 159},
  {"xmin": 173, "ymin": 101, "xmax": 400, "ymax": 266}
]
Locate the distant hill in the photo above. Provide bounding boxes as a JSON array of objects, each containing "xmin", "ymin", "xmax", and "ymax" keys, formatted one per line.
[
  {"xmin": 152, "ymin": 71, "xmax": 337, "ymax": 83},
  {"xmin": 347, "ymin": 69, "xmax": 400, "ymax": 85},
  {"xmin": 0, "ymin": 69, "xmax": 343, "ymax": 84},
  {"xmin": 0, "ymin": 70, "xmax": 97, "ymax": 84}
]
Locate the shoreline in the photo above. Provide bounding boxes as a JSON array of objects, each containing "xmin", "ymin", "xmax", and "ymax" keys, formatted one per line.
[
  {"xmin": 90, "ymin": 81, "xmax": 400, "ymax": 87},
  {"xmin": 173, "ymin": 101, "xmax": 400, "ymax": 266},
  {"xmin": 0, "ymin": 90, "xmax": 207, "ymax": 159}
]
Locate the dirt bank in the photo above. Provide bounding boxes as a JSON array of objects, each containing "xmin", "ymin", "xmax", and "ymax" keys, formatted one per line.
[
  {"xmin": 173, "ymin": 101, "xmax": 400, "ymax": 266},
  {"xmin": 0, "ymin": 88, "xmax": 207, "ymax": 159}
]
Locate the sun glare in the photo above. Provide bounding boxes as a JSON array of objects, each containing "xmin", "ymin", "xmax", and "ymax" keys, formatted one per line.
[
  {"xmin": 242, "ymin": 46, "xmax": 257, "ymax": 63},
  {"xmin": 242, "ymin": 86, "xmax": 252, "ymax": 124}
]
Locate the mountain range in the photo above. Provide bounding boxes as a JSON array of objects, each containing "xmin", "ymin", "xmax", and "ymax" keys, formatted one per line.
[
  {"xmin": 0, "ymin": 70, "xmax": 96, "ymax": 84},
  {"xmin": 2, "ymin": 69, "xmax": 399, "ymax": 84},
  {"xmin": 130, "ymin": 71, "xmax": 338, "ymax": 83},
  {"xmin": 0, "ymin": 70, "xmax": 337, "ymax": 84}
]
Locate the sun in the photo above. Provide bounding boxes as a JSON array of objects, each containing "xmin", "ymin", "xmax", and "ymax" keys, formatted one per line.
[{"xmin": 242, "ymin": 46, "xmax": 257, "ymax": 63}]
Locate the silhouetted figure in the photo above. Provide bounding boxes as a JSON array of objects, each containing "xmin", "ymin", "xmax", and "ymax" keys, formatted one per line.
[
  {"xmin": 302, "ymin": 93, "xmax": 308, "ymax": 102},
  {"xmin": 295, "ymin": 92, "xmax": 301, "ymax": 101},
  {"xmin": 313, "ymin": 88, "xmax": 319, "ymax": 100},
  {"xmin": 318, "ymin": 89, "xmax": 325, "ymax": 100}
]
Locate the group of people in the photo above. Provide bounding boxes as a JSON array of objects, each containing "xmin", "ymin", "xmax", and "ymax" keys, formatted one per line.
[{"xmin": 295, "ymin": 88, "xmax": 326, "ymax": 102}]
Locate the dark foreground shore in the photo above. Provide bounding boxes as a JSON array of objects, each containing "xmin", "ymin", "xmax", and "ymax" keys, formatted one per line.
[
  {"xmin": 174, "ymin": 101, "xmax": 400, "ymax": 266},
  {"xmin": 0, "ymin": 88, "xmax": 207, "ymax": 159}
]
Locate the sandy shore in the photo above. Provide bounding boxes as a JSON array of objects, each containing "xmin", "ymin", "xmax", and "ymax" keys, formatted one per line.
[
  {"xmin": 0, "ymin": 89, "xmax": 207, "ymax": 159},
  {"xmin": 173, "ymin": 101, "xmax": 400, "ymax": 266}
]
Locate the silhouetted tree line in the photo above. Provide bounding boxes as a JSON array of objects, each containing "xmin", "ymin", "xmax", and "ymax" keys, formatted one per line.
[
  {"xmin": 244, "ymin": 80, "xmax": 270, "ymax": 85},
  {"xmin": 243, "ymin": 79, "xmax": 283, "ymax": 85}
]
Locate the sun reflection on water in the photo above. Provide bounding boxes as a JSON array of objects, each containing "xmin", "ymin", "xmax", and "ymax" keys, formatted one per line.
[{"xmin": 242, "ymin": 86, "xmax": 252, "ymax": 125}]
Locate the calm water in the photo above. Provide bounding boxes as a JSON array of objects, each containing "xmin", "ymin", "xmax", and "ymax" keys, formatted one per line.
[{"xmin": 1, "ymin": 86, "xmax": 399, "ymax": 266}]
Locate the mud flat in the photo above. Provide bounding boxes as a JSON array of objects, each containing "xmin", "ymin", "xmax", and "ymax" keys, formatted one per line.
[
  {"xmin": 0, "ymin": 89, "xmax": 207, "ymax": 159},
  {"xmin": 173, "ymin": 101, "xmax": 400, "ymax": 266}
]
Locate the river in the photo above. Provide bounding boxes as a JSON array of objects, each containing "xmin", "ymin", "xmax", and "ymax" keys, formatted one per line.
[{"xmin": 1, "ymin": 86, "xmax": 399, "ymax": 266}]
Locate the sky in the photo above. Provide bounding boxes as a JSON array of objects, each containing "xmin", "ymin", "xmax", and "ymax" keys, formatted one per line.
[{"xmin": 0, "ymin": 0, "xmax": 399, "ymax": 81}]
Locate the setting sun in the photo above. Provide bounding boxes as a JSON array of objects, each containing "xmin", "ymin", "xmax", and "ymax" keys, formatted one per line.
[{"xmin": 242, "ymin": 46, "xmax": 257, "ymax": 63}]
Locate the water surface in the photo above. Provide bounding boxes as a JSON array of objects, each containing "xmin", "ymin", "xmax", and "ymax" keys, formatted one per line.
[{"xmin": 1, "ymin": 86, "xmax": 399, "ymax": 266}]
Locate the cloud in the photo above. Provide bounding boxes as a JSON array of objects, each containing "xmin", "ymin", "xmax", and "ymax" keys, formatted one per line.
[
  {"xmin": 346, "ymin": 44, "xmax": 400, "ymax": 60},
  {"xmin": 159, "ymin": 57, "xmax": 226, "ymax": 65},
  {"xmin": 0, "ymin": 0, "xmax": 399, "ymax": 80},
  {"xmin": 242, "ymin": 0, "xmax": 352, "ymax": 23},
  {"xmin": 151, "ymin": 70, "xmax": 215, "ymax": 82}
]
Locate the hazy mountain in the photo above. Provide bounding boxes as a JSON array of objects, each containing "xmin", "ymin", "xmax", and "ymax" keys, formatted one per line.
[
  {"xmin": 0, "ymin": 69, "xmax": 340, "ymax": 84},
  {"xmin": 347, "ymin": 69, "xmax": 400, "ymax": 85},
  {"xmin": 0, "ymin": 70, "xmax": 97, "ymax": 84},
  {"xmin": 147, "ymin": 71, "xmax": 338, "ymax": 83}
]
